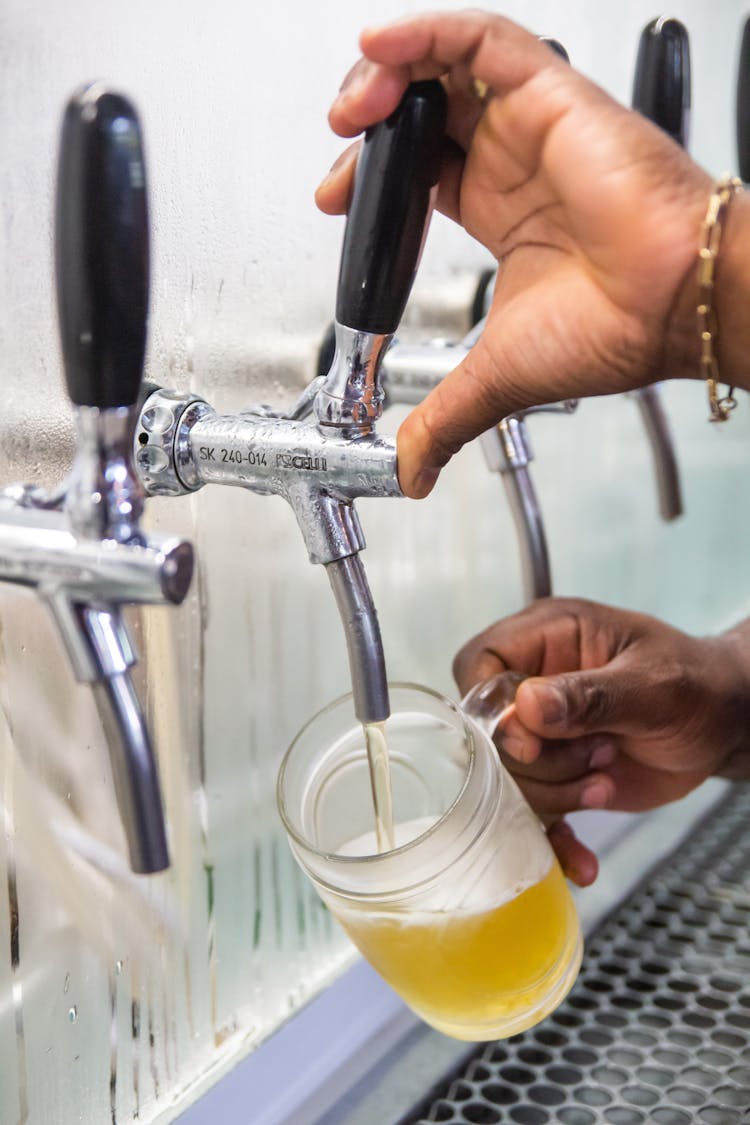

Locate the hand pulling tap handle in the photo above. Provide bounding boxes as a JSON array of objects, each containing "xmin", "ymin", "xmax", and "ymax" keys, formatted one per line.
[
  {"xmin": 738, "ymin": 16, "xmax": 750, "ymax": 183},
  {"xmin": 336, "ymin": 80, "xmax": 447, "ymax": 335},
  {"xmin": 631, "ymin": 17, "xmax": 687, "ymax": 522},
  {"xmin": 55, "ymin": 85, "xmax": 149, "ymax": 409}
]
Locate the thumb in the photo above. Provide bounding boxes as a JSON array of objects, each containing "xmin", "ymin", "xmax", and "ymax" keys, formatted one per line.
[
  {"xmin": 515, "ymin": 667, "xmax": 633, "ymax": 739},
  {"xmin": 397, "ymin": 331, "xmax": 526, "ymax": 498},
  {"xmin": 396, "ymin": 253, "xmax": 596, "ymax": 499}
]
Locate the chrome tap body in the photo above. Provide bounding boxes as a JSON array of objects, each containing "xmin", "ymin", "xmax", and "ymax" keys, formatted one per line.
[{"xmin": 138, "ymin": 388, "xmax": 400, "ymax": 564}]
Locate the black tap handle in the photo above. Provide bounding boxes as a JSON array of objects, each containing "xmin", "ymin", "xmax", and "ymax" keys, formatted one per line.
[
  {"xmin": 55, "ymin": 85, "xmax": 149, "ymax": 409},
  {"xmin": 335, "ymin": 80, "xmax": 447, "ymax": 335},
  {"xmin": 738, "ymin": 16, "xmax": 750, "ymax": 183},
  {"xmin": 632, "ymin": 17, "xmax": 691, "ymax": 146},
  {"xmin": 539, "ymin": 37, "xmax": 570, "ymax": 63}
]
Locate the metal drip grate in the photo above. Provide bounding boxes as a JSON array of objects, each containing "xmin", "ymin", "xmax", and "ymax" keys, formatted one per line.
[{"xmin": 399, "ymin": 784, "xmax": 750, "ymax": 1125}]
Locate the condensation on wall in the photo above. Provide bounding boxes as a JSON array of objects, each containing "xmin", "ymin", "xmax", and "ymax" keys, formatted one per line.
[{"xmin": 1, "ymin": 1, "xmax": 750, "ymax": 1121}]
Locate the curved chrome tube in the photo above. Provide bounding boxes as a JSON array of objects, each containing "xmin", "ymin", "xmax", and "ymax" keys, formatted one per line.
[
  {"xmin": 500, "ymin": 464, "xmax": 552, "ymax": 602},
  {"xmin": 326, "ymin": 555, "xmax": 390, "ymax": 723},
  {"xmin": 87, "ymin": 609, "xmax": 169, "ymax": 874},
  {"xmin": 633, "ymin": 385, "xmax": 683, "ymax": 521}
]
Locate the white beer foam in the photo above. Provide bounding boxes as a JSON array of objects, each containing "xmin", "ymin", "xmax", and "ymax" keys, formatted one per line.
[{"xmin": 336, "ymin": 811, "xmax": 552, "ymax": 919}]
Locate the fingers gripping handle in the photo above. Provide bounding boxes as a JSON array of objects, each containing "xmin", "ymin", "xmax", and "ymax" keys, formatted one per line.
[
  {"xmin": 335, "ymin": 80, "xmax": 447, "ymax": 335},
  {"xmin": 55, "ymin": 85, "xmax": 149, "ymax": 409},
  {"xmin": 632, "ymin": 17, "xmax": 691, "ymax": 146}
]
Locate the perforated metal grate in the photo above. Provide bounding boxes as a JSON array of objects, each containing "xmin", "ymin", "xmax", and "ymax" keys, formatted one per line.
[{"xmin": 400, "ymin": 784, "xmax": 750, "ymax": 1125}]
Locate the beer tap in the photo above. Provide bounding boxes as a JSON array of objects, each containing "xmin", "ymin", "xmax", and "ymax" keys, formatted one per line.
[
  {"xmin": 0, "ymin": 86, "xmax": 194, "ymax": 874},
  {"xmin": 136, "ymin": 81, "xmax": 447, "ymax": 724},
  {"xmin": 630, "ymin": 15, "xmax": 689, "ymax": 522}
]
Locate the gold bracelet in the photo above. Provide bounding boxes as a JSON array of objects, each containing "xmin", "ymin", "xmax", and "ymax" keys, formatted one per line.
[{"xmin": 698, "ymin": 175, "xmax": 742, "ymax": 422}]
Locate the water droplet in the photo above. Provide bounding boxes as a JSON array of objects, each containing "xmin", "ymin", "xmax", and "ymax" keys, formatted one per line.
[
  {"xmin": 68, "ymin": 1006, "xmax": 78, "ymax": 1023},
  {"xmin": 115, "ymin": 960, "xmax": 123, "ymax": 976},
  {"xmin": 63, "ymin": 973, "xmax": 70, "ymax": 994}
]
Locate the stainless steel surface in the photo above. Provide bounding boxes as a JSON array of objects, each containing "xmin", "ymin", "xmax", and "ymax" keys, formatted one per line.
[
  {"xmin": 137, "ymin": 380, "xmax": 399, "ymax": 721},
  {"xmin": 0, "ymin": 507, "xmax": 193, "ymax": 614},
  {"xmin": 633, "ymin": 385, "xmax": 684, "ymax": 522},
  {"xmin": 91, "ymin": 659, "xmax": 169, "ymax": 873},
  {"xmin": 66, "ymin": 406, "xmax": 146, "ymax": 542},
  {"xmin": 325, "ymin": 555, "xmax": 390, "ymax": 723},
  {"xmin": 498, "ymin": 462, "xmax": 552, "ymax": 602},
  {"xmin": 400, "ymin": 783, "xmax": 750, "ymax": 1125},
  {"xmin": 0, "ymin": 402, "xmax": 194, "ymax": 873},
  {"xmin": 136, "ymin": 386, "xmax": 401, "ymax": 565},
  {"xmin": 382, "ymin": 340, "xmax": 458, "ymax": 405},
  {"xmin": 315, "ymin": 322, "xmax": 391, "ymax": 432}
]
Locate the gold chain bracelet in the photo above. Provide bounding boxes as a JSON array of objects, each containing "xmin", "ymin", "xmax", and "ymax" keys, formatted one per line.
[{"xmin": 698, "ymin": 175, "xmax": 742, "ymax": 422}]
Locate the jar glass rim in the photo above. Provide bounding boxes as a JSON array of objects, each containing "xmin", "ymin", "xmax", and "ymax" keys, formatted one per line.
[{"xmin": 276, "ymin": 680, "xmax": 479, "ymax": 867}]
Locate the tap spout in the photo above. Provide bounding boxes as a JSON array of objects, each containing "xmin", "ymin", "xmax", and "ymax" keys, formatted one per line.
[
  {"xmin": 91, "ymin": 666, "xmax": 169, "ymax": 874},
  {"xmin": 325, "ymin": 554, "xmax": 390, "ymax": 724},
  {"xmin": 499, "ymin": 464, "xmax": 552, "ymax": 603},
  {"xmin": 55, "ymin": 601, "xmax": 169, "ymax": 873},
  {"xmin": 480, "ymin": 416, "xmax": 552, "ymax": 602},
  {"xmin": 633, "ymin": 385, "xmax": 683, "ymax": 522}
]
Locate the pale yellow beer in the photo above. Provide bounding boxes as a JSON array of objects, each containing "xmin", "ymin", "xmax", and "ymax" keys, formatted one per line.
[{"xmin": 331, "ymin": 817, "xmax": 581, "ymax": 1040}]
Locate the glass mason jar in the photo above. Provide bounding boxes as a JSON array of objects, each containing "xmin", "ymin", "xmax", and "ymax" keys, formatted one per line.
[{"xmin": 277, "ymin": 677, "xmax": 583, "ymax": 1041}]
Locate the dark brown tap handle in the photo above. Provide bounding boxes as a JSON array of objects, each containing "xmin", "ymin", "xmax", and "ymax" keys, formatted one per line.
[
  {"xmin": 738, "ymin": 16, "xmax": 750, "ymax": 182},
  {"xmin": 632, "ymin": 17, "xmax": 691, "ymax": 146},
  {"xmin": 55, "ymin": 85, "xmax": 149, "ymax": 408},
  {"xmin": 336, "ymin": 80, "xmax": 447, "ymax": 335}
]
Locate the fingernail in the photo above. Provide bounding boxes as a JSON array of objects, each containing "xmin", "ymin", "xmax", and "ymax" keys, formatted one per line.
[
  {"xmin": 411, "ymin": 468, "xmax": 440, "ymax": 498},
  {"xmin": 338, "ymin": 62, "xmax": 360, "ymax": 93},
  {"xmin": 580, "ymin": 781, "xmax": 611, "ymax": 809},
  {"xmin": 336, "ymin": 68, "xmax": 367, "ymax": 104},
  {"xmin": 530, "ymin": 682, "xmax": 567, "ymax": 725},
  {"xmin": 589, "ymin": 742, "xmax": 617, "ymax": 769}
]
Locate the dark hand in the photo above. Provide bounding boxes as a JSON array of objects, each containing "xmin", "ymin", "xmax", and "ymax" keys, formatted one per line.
[
  {"xmin": 453, "ymin": 598, "xmax": 750, "ymax": 885},
  {"xmin": 317, "ymin": 10, "xmax": 712, "ymax": 498}
]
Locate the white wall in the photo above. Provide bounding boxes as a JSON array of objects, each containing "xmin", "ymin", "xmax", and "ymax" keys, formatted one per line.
[{"xmin": 1, "ymin": 2, "xmax": 750, "ymax": 1121}]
